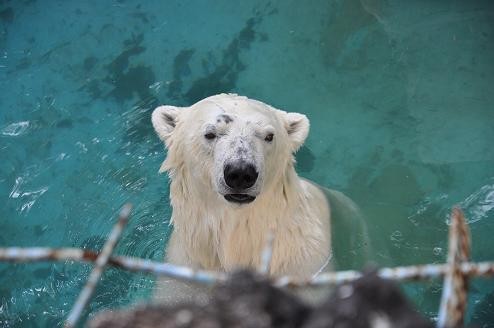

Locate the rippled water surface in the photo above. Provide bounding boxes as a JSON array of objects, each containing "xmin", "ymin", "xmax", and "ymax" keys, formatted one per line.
[{"xmin": 1, "ymin": 1, "xmax": 493, "ymax": 326}]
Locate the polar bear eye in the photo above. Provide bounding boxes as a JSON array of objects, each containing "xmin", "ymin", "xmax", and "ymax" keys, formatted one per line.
[
  {"xmin": 204, "ymin": 132, "xmax": 217, "ymax": 140},
  {"xmin": 264, "ymin": 133, "xmax": 274, "ymax": 142}
]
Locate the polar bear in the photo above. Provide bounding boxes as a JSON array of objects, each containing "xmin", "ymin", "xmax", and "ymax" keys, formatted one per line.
[{"xmin": 152, "ymin": 94, "xmax": 367, "ymax": 284}]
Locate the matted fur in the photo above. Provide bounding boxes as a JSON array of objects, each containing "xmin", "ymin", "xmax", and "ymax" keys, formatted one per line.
[{"xmin": 152, "ymin": 94, "xmax": 331, "ymax": 278}]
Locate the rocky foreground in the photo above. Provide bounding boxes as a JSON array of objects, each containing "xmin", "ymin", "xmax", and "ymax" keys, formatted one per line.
[{"xmin": 89, "ymin": 270, "xmax": 433, "ymax": 328}]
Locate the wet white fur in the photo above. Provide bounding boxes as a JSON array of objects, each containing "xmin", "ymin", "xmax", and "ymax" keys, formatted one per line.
[{"xmin": 152, "ymin": 94, "xmax": 330, "ymax": 278}]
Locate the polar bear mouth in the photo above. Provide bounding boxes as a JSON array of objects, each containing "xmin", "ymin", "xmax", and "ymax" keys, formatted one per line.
[{"xmin": 224, "ymin": 194, "xmax": 256, "ymax": 204}]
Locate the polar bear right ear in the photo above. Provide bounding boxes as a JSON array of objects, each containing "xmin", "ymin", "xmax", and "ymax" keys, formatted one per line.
[
  {"xmin": 152, "ymin": 105, "xmax": 181, "ymax": 142},
  {"xmin": 285, "ymin": 112, "xmax": 310, "ymax": 152}
]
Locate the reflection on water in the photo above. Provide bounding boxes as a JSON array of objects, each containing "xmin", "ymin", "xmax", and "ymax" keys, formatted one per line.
[
  {"xmin": 0, "ymin": 0, "xmax": 493, "ymax": 326},
  {"xmin": 460, "ymin": 182, "xmax": 494, "ymax": 225}
]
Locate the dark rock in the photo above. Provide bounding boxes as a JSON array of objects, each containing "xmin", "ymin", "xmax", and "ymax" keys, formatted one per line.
[
  {"xmin": 305, "ymin": 272, "xmax": 433, "ymax": 328},
  {"xmin": 90, "ymin": 270, "xmax": 308, "ymax": 328},
  {"xmin": 212, "ymin": 270, "xmax": 310, "ymax": 328},
  {"xmin": 89, "ymin": 270, "xmax": 433, "ymax": 328}
]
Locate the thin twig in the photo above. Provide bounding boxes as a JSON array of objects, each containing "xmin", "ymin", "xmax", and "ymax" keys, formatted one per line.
[
  {"xmin": 0, "ymin": 248, "xmax": 227, "ymax": 285},
  {"xmin": 1, "ymin": 246, "xmax": 493, "ymax": 287},
  {"xmin": 437, "ymin": 207, "xmax": 470, "ymax": 328},
  {"xmin": 276, "ymin": 261, "xmax": 494, "ymax": 287},
  {"xmin": 0, "ymin": 247, "xmax": 90, "ymax": 261},
  {"xmin": 1, "ymin": 205, "xmax": 494, "ymax": 328},
  {"xmin": 113, "ymin": 256, "xmax": 228, "ymax": 285},
  {"xmin": 259, "ymin": 231, "xmax": 275, "ymax": 275},
  {"xmin": 64, "ymin": 204, "xmax": 132, "ymax": 328}
]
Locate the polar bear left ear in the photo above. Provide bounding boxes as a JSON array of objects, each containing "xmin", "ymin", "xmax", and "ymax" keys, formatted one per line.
[
  {"xmin": 285, "ymin": 112, "xmax": 310, "ymax": 152},
  {"xmin": 152, "ymin": 105, "xmax": 180, "ymax": 143}
]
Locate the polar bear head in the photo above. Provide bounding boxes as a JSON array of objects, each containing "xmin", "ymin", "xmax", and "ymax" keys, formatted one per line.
[{"xmin": 152, "ymin": 94, "xmax": 309, "ymax": 206}]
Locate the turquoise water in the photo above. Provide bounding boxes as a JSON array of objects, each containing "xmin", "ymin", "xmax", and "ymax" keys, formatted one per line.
[{"xmin": 1, "ymin": 0, "xmax": 493, "ymax": 326}]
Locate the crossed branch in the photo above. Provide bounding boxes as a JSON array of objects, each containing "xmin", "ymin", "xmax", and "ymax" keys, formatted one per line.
[{"xmin": 0, "ymin": 206, "xmax": 492, "ymax": 327}]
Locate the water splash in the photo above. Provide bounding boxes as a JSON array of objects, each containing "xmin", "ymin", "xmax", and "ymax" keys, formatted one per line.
[
  {"xmin": 408, "ymin": 193, "xmax": 449, "ymax": 226},
  {"xmin": 1, "ymin": 121, "xmax": 30, "ymax": 136},
  {"xmin": 460, "ymin": 183, "xmax": 494, "ymax": 224},
  {"xmin": 9, "ymin": 177, "xmax": 49, "ymax": 215}
]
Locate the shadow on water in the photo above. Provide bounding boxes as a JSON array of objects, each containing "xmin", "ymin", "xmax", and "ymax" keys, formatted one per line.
[
  {"xmin": 168, "ymin": 14, "xmax": 270, "ymax": 105},
  {"xmin": 80, "ymin": 33, "xmax": 156, "ymax": 104},
  {"xmin": 296, "ymin": 146, "xmax": 315, "ymax": 174}
]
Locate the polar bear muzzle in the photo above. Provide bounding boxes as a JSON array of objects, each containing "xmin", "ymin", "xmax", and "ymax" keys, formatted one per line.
[{"xmin": 223, "ymin": 160, "xmax": 258, "ymax": 204}]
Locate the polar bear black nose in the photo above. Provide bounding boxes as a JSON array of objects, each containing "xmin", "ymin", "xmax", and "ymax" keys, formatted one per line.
[{"xmin": 224, "ymin": 162, "xmax": 258, "ymax": 190}]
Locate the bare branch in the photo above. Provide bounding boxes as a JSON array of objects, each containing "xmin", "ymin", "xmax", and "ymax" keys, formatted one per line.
[
  {"xmin": 437, "ymin": 207, "xmax": 470, "ymax": 328},
  {"xmin": 65, "ymin": 204, "xmax": 132, "ymax": 328},
  {"xmin": 0, "ymin": 206, "xmax": 493, "ymax": 326},
  {"xmin": 259, "ymin": 230, "xmax": 275, "ymax": 275}
]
